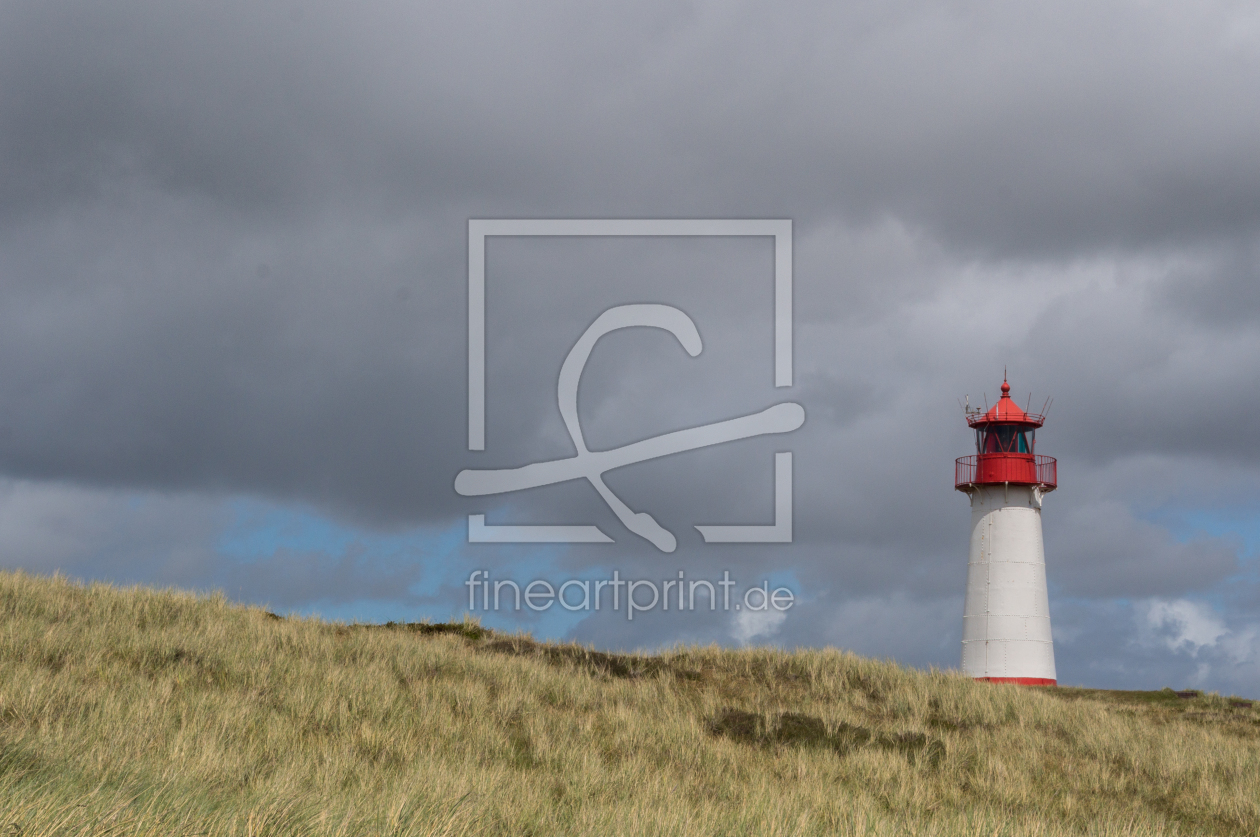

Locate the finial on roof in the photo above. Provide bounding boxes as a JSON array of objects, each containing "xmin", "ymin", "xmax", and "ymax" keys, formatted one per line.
[{"xmin": 1001, "ymin": 380, "xmax": 1010, "ymax": 395}]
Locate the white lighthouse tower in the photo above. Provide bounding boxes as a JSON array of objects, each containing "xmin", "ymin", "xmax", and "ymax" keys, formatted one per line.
[{"xmin": 955, "ymin": 377, "xmax": 1058, "ymax": 685}]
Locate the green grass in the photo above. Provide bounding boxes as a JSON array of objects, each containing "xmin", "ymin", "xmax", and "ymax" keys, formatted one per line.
[{"xmin": 1, "ymin": 568, "xmax": 1257, "ymax": 836}]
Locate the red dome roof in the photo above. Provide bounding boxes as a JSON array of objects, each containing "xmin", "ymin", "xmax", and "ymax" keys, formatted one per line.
[{"xmin": 967, "ymin": 379, "xmax": 1045, "ymax": 428}]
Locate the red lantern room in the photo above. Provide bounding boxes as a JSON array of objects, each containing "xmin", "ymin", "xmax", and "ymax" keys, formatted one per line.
[{"xmin": 955, "ymin": 379, "xmax": 1056, "ymax": 491}]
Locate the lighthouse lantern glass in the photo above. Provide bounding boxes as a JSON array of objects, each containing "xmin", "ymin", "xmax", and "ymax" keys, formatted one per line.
[{"xmin": 978, "ymin": 426, "xmax": 1033, "ymax": 454}]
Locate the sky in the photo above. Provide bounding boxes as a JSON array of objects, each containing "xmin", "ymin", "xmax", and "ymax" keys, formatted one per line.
[{"xmin": 2, "ymin": 0, "xmax": 1259, "ymax": 696}]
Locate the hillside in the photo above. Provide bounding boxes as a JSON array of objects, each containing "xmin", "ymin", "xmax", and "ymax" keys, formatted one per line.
[{"xmin": 0, "ymin": 569, "xmax": 1257, "ymax": 836}]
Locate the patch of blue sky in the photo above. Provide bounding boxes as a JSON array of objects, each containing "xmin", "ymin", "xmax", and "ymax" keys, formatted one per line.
[
  {"xmin": 758, "ymin": 568, "xmax": 802, "ymax": 599},
  {"xmin": 1139, "ymin": 506, "xmax": 1257, "ymax": 604},
  {"xmin": 216, "ymin": 497, "xmax": 590, "ymax": 630},
  {"xmin": 214, "ymin": 498, "xmax": 811, "ymax": 641},
  {"xmin": 219, "ymin": 500, "xmax": 370, "ymax": 562},
  {"xmin": 1145, "ymin": 505, "xmax": 1260, "ymax": 558}
]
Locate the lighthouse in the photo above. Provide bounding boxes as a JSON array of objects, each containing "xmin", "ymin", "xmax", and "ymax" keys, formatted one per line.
[{"xmin": 955, "ymin": 377, "xmax": 1058, "ymax": 685}]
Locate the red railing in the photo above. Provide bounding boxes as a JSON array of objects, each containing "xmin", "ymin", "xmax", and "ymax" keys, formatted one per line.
[
  {"xmin": 967, "ymin": 412, "xmax": 1045, "ymax": 428},
  {"xmin": 955, "ymin": 454, "xmax": 1056, "ymax": 490}
]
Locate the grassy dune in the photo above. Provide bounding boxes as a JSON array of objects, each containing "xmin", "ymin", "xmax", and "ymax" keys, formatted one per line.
[{"xmin": 0, "ymin": 569, "xmax": 1257, "ymax": 836}]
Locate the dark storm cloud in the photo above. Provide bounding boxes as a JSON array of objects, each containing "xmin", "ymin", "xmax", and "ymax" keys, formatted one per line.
[
  {"xmin": 5, "ymin": 2, "xmax": 1260, "ymax": 238},
  {"xmin": 0, "ymin": 204, "xmax": 469, "ymax": 523},
  {"xmin": 1160, "ymin": 239, "xmax": 1260, "ymax": 326}
]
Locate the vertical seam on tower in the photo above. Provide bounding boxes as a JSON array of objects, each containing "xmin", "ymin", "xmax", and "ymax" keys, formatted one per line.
[{"xmin": 985, "ymin": 516, "xmax": 992, "ymax": 675}]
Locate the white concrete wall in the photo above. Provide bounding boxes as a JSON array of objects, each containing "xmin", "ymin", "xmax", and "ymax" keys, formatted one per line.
[{"xmin": 960, "ymin": 484, "xmax": 1057, "ymax": 681}]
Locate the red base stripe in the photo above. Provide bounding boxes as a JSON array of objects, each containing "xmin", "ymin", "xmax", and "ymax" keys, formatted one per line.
[{"xmin": 975, "ymin": 677, "xmax": 1056, "ymax": 686}]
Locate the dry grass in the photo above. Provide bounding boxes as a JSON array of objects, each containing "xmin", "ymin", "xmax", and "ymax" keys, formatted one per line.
[{"xmin": 1, "ymin": 568, "xmax": 1257, "ymax": 836}]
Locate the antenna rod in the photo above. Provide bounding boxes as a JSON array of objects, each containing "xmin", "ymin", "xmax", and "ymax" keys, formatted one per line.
[{"xmin": 1040, "ymin": 396, "xmax": 1050, "ymax": 417}]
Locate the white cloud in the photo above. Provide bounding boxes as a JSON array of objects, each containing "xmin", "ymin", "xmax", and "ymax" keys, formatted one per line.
[
  {"xmin": 731, "ymin": 608, "xmax": 787, "ymax": 645},
  {"xmin": 1139, "ymin": 597, "xmax": 1260, "ymax": 684},
  {"xmin": 1143, "ymin": 599, "xmax": 1228, "ymax": 654}
]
